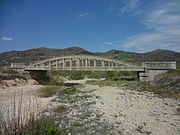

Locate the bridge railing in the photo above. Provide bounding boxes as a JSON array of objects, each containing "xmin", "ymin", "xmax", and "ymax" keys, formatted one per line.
[
  {"xmin": 142, "ymin": 61, "xmax": 176, "ymax": 70},
  {"xmin": 25, "ymin": 66, "xmax": 144, "ymax": 71}
]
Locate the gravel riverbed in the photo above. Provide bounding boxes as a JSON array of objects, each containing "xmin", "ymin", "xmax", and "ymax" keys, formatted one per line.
[{"xmin": 44, "ymin": 80, "xmax": 180, "ymax": 135}]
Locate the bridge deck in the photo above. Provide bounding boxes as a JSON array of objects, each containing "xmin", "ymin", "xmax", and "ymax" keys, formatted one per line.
[{"xmin": 25, "ymin": 67, "xmax": 144, "ymax": 71}]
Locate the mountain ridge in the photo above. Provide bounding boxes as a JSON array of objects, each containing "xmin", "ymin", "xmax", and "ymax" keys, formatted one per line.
[{"xmin": 0, "ymin": 47, "xmax": 179, "ymax": 67}]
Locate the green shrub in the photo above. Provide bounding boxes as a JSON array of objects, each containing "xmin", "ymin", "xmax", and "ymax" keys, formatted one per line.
[
  {"xmin": 38, "ymin": 86, "xmax": 60, "ymax": 97},
  {"xmin": 69, "ymin": 71, "xmax": 85, "ymax": 80},
  {"xmin": 64, "ymin": 87, "xmax": 77, "ymax": 95},
  {"xmin": 48, "ymin": 75, "xmax": 64, "ymax": 86},
  {"xmin": 25, "ymin": 118, "xmax": 63, "ymax": 135},
  {"xmin": 1, "ymin": 69, "xmax": 18, "ymax": 74},
  {"xmin": 105, "ymin": 71, "xmax": 115, "ymax": 79},
  {"xmin": 87, "ymin": 71, "xmax": 105, "ymax": 79},
  {"xmin": 159, "ymin": 70, "xmax": 180, "ymax": 77},
  {"xmin": 48, "ymin": 70, "xmax": 137, "ymax": 80},
  {"xmin": 54, "ymin": 105, "xmax": 68, "ymax": 113},
  {"xmin": 58, "ymin": 87, "xmax": 77, "ymax": 96},
  {"xmin": 72, "ymin": 121, "xmax": 83, "ymax": 127}
]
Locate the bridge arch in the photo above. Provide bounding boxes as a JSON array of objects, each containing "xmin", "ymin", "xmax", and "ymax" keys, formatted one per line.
[{"xmin": 27, "ymin": 55, "xmax": 141, "ymax": 71}]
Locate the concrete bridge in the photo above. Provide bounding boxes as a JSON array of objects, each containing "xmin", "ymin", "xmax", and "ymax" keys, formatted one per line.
[{"xmin": 24, "ymin": 55, "xmax": 176, "ymax": 82}]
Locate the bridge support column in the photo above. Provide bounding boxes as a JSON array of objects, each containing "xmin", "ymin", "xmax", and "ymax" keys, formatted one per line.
[
  {"xmin": 55, "ymin": 60, "xmax": 58, "ymax": 70},
  {"xmin": 88, "ymin": 59, "xmax": 91, "ymax": 67},
  {"xmin": 49, "ymin": 61, "xmax": 51, "ymax": 70},
  {"xmin": 81, "ymin": 59, "xmax": 84, "ymax": 67},
  {"xmin": 102, "ymin": 61, "xmax": 105, "ymax": 67},
  {"xmin": 111, "ymin": 62, "xmax": 114, "ymax": 67},
  {"xmin": 62, "ymin": 59, "xmax": 65, "ymax": 70},
  {"xmin": 108, "ymin": 62, "xmax": 111, "ymax": 67},
  {"xmin": 42, "ymin": 63, "xmax": 45, "ymax": 69},
  {"xmin": 76, "ymin": 58, "xmax": 80, "ymax": 69},
  {"xmin": 94, "ymin": 59, "xmax": 96, "ymax": 67},
  {"xmin": 69, "ymin": 58, "xmax": 72, "ymax": 69},
  {"xmin": 85, "ymin": 59, "xmax": 88, "ymax": 67}
]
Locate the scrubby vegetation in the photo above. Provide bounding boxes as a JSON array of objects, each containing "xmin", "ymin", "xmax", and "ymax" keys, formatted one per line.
[
  {"xmin": 38, "ymin": 86, "xmax": 61, "ymax": 97},
  {"xmin": 0, "ymin": 88, "xmax": 66, "ymax": 135},
  {"xmin": 54, "ymin": 105, "xmax": 68, "ymax": 113},
  {"xmin": 0, "ymin": 68, "xmax": 27, "ymax": 83},
  {"xmin": 58, "ymin": 87, "xmax": 77, "ymax": 96},
  {"xmin": 49, "ymin": 70, "xmax": 137, "ymax": 80},
  {"xmin": 48, "ymin": 75, "xmax": 64, "ymax": 86},
  {"xmin": 0, "ymin": 113, "xmax": 66, "ymax": 135},
  {"xmin": 158, "ymin": 69, "xmax": 180, "ymax": 77}
]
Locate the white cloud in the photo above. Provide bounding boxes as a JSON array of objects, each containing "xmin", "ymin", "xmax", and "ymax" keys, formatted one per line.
[
  {"xmin": 120, "ymin": 0, "xmax": 141, "ymax": 15},
  {"xmin": 120, "ymin": 1, "xmax": 180, "ymax": 52},
  {"xmin": 0, "ymin": 36, "xmax": 13, "ymax": 41},
  {"xmin": 122, "ymin": 32, "xmax": 180, "ymax": 52},
  {"xmin": 79, "ymin": 12, "xmax": 89, "ymax": 17},
  {"xmin": 104, "ymin": 42, "xmax": 114, "ymax": 46}
]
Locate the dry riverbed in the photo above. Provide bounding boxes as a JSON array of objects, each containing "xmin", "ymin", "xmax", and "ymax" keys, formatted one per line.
[
  {"xmin": 0, "ymin": 79, "xmax": 179, "ymax": 135},
  {"xmin": 44, "ymin": 79, "xmax": 180, "ymax": 135}
]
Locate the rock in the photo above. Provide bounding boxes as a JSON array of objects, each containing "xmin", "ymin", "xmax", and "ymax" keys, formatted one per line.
[
  {"xmin": 25, "ymin": 79, "xmax": 39, "ymax": 85},
  {"xmin": 0, "ymin": 78, "xmax": 38, "ymax": 88},
  {"xmin": 15, "ymin": 78, "xmax": 21, "ymax": 83},
  {"xmin": 2, "ymin": 80, "xmax": 17, "ymax": 87},
  {"xmin": 58, "ymin": 76, "xmax": 68, "ymax": 82}
]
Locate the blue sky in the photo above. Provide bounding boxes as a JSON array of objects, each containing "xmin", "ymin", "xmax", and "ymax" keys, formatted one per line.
[{"xmin": 0, "ymin": 0, "xmax": 180, "ymax": 53}]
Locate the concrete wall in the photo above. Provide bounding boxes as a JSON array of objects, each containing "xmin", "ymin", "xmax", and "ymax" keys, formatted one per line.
[
  {"xmin": 138, "ymin": 62, "xmax": 176, "ymax": 82},
  {"xmin": 139, "ymin": 70, "xmax": 169, "ymax": 82}
]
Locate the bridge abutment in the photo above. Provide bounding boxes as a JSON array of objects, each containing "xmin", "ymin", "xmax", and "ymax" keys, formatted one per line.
[
  {"xmin": 28, "ymin": 70, "xmax": 48, "ymax": 84},
  {"xmin": 138, "ymin": 70, "xmax": 169, "ymax": 82},
  {"xmin": 138, "ymin": 62, "xmax": 176, "ymax": 82}
]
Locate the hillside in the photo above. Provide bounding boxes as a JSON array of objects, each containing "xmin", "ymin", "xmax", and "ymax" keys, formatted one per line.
[
  {"xmin": 0, "ymin": 47, "xmax": 180, "ymax": 67},
  {"xmin": 0, "ymin": 47, "xmax": 92, "ymax": 66},
  {"xmin": 95, "ymin": 49, "xmax": 180, "ymax": 66}
]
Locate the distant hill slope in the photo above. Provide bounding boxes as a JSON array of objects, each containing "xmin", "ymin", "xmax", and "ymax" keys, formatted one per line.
[
  {"xmin": 95, "ymin": 49, "xmax": 180, "ymax": 66},
  {"xmin": 0, "ymin": 47, "xmax": 92, "ymax": 66},
  {"xmin": 0, "ymin": 47, "xmax": 180, "ymax": 67}
]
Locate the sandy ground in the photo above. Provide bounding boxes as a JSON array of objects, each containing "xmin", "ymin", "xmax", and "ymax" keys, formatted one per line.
[{"xmin": 0, "ymin": 85, "xmax": 54, "ymax": 120}]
